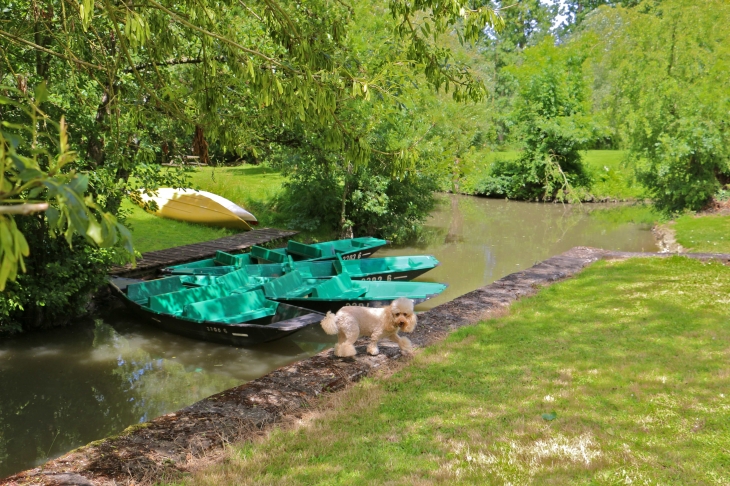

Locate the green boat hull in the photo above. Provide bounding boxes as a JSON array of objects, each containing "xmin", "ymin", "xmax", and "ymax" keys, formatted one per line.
[
  {"xmin": 108, "ymin": 276, "xmax": 324, "ymax": 346},
  {"xmin": 163, "ymin": 253, "xmax": 440, "ymax": 282},
  {"xmin": 261, "ymin": 271, "xmax": 447, "ymax": 313}
]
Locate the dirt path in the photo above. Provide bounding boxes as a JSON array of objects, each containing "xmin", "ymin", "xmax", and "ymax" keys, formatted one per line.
[{"xmin": 4, "ymin": 247, "xmax": 730, "ymax": 485}]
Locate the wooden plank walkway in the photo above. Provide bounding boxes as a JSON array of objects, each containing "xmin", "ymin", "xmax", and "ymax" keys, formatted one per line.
[{"xmin": 110, "ymin": 228, "xmax": 298, "ymax": 278}]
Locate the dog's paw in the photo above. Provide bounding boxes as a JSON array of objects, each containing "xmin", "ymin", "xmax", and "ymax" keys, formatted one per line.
[
  {"xmin": 398, "ymin": 337, "xmax": 413, "ymax": 353},
  {"xmin": 367, "ymin": 345, "xmax": 380, "ymax": 356},
  {"xmin": 335, "ymin": 343, "xmax": 357, "ymax": 357}
]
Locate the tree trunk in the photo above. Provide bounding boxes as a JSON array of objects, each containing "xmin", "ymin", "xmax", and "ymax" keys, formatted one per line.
[
  {"xmin": 339, "ymin": 163, "xmax": 353, "ymax": 239},
  {"xmin": 192, "ymin": 125, "xmax": 211, "ymax": 166}
]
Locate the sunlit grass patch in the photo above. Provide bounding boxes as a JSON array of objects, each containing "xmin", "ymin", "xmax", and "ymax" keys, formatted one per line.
[
  {"xmin": 176, "ymin": 257, "xmax": 730, "ymax": 485},
  {"xmin": 674, "ymin": 214, "xmax": 730, "ymax": 253}
]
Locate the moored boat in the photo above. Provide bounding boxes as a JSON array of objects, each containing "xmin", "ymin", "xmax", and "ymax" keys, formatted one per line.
[
  {"xmin": 108, "ymin": 273, "xmax": 323, "ymax": 346},
  {"xmin": 163, "ymin": 251, "xmax": 440, "ymax": 282},
  {"xmin": 260, "ymin": 271, "xmax": 447, "ymax": 314},
  {"xmin": 251, "ymin": 237, "xmax": 387, "ymax": 263}
]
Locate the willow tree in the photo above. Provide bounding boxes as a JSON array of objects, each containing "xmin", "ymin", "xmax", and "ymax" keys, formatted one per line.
[{"xmin": 0, "ymin": 0, "xmax": 502, "ymax": 330}]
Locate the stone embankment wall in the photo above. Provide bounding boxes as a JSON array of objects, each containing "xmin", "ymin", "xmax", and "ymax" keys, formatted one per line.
[{"xmin": 4, "ymin": 247, "xmax": 730, "ymax": 486}]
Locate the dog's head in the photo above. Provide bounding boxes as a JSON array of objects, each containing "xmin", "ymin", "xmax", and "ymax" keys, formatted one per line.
[{"xmin": 388, "ymin": 297, "xmax": 417, "ymax": 333}]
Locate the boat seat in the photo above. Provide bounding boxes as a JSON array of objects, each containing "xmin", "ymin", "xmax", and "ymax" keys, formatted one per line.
[
  {"xmin": 311, "ymin": 274, "xmax": 367, "ymax": 299},
  {"xmin": 216, "ymin": 268, "xmax": 259, "ymax": 292},
  {"xmin": 251, "ymin": 245, "xmax": 287, "ymax": 263},
  {"xmin": 214, "ymin": 251, "xmax": 254, "ymax": 267},
  {"xmin": 170, "ymin": 265, "xmax": 235, "ymax": 276},
  {"xmin": 148, "ymin": 283, "xmax": 229, "ymax": 315},
  {"xmin": 287, "ymin": 240, "xmax": 323, "ymax": 259},
  {"xmin": 388, "ymin": 258, "xmax": 424, "ymax": 271},
  {"xmin": 183, "ymin": 290, "xmax": 278, "ymax": 324},
  {"xmin": 263, "ymin": 271, "xmax": 315, "ymax": 299},
  {"xmin": 126, "ymin": 277, "xmax": 185, "ymax": 305}
]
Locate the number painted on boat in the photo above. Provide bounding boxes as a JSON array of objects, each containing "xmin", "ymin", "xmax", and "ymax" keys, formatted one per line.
[
  {"xmin": 342, "ymin": 252, "xmax": 363, "ymax": 260},
  {"xmin": 361, "ymin": 275, "xmax": 393, "ymax": 281},
  {"xmin": 344, "ymin": 302, "xmax": 368, "ymax": 307},
  {"xmin": 206, "ymin": 327, "xmax": 228, "ymax": 333}
]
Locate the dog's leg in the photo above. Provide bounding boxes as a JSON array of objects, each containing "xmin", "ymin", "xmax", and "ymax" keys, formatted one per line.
[
  {"xmin": 391, "ymin": 332, "xmax": 413, "ymax": 353},
  {"xmin": 335, "ymin": 325, "xmax": 358, "ymax": 357},
  {"xmin": 367, "ymin": 329, "xmax": 383, "ymax": 356}
]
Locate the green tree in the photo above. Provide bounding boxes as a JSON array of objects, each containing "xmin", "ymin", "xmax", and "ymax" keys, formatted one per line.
[
  {"xmin": 477, "ymin": 38, "xmax": 595, "ymax": 201},
  {"xmin": 1, "ymin": 0, "xmax": 503, "ymax": 329},
  {"xmin": 583, "ymin": 0, "xmax": 730, "ymax": 212}
]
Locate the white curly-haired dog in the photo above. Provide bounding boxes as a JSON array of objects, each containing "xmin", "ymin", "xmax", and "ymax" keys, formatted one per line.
[{"xmin": 320, "ymin": 297, "xmax": 417, "ymax": 357}]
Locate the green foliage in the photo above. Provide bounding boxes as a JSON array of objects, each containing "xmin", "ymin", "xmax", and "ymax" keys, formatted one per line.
[
  {"xmin": 0, "ymin": 217, "xmax": 120, "ymax": 334},
  {"xmin": 476, "ymin": 39, "xmax": 594, "ymax": 201},
  {"xmin": 582, "ymin": 0, "xmax": 730, "ymax": 213},
  {"xmin": 274, "ymin": 150, "xmax": 439, "ymax": 243},
  {"xmin": 0, "ymin": 87, "xmax": 132, "ymax": 292}
]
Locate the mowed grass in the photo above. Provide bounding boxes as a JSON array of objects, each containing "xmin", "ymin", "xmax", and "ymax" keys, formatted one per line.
[
  {"xmin": 175, "ymin": 257, "xmax": 730, "ymax": 485},
  {"xmin": 123, "ymin": 165, "xmax": 287, "ymax": 253},
  {"xmin": 674, "ymin": 214, "xmax": 730, "ymax": 253}
]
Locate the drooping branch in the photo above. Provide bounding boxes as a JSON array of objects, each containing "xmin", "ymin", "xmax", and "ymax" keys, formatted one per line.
[
  {"xmin": 0, "ymin": 203, "xmax": 49, "ymax": 215},
  {"xmin": 0, "ymin": 29, "xmax": 105, "ymax": 72},
  {"xmin": 122, "ymin": 56, "xmax": 227, "ymax": 73}
]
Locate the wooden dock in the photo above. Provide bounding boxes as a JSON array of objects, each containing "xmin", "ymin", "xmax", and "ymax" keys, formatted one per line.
[{"xmin": 110, "ymin": 228, "xmax": 298, "ymax": 278}]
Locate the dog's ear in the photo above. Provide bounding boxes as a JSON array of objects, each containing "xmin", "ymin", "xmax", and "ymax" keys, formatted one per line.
[
  {"xmin": 402, "ymin": 312, "xmax": 417, "ymax": 333},
  {"xmin": 383, "ymin": 304, "xmax": 397, "ymax": 333}
]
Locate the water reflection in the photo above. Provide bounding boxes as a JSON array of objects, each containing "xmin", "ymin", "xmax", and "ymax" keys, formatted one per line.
[
  {"xmin": 0, "ymin": 314, "xmax": 332, "ymax": 477},
  {"xmin": 0, "ymin": 196, "xmax": 656, "ymax": 478}
]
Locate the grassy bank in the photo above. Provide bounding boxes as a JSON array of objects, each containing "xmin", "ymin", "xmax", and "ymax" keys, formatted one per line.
[
  {"xmin": 673, "ymin": 214, "xmax": 730, "ymax": 253},
  {"xmin": 461, "ymin": 150, "xmax": 644, "ymax": 201},
  {"xmin": 174, "ymin": 256, "xmax": 730, "ymax": 485}
]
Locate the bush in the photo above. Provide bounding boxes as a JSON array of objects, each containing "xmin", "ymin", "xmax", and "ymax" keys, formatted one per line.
[
  {"xmin": 0, "ymin": 215, "xmax": 118, "ymax": 335},
  {"xmin": 476, "ymin": 38, "xmax": 595, "ymax": 201},
  {"xmin": 634, "ymin": 119, "xmax": 730, "ymax": 213},
  {"xmin": 273, "ymin": 152, "xmax": 439, "ymax": 243}
]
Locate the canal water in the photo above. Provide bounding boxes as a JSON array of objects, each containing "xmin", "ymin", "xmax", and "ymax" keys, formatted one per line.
[{"xmin": 0, "ymin": 196, "xmax": 657, "ymax": 477}]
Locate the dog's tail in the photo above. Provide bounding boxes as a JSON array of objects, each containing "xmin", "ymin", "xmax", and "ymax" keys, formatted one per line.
[{"xmin": 320, "ymin": 311, "xmax": 338, "ymax": 335}]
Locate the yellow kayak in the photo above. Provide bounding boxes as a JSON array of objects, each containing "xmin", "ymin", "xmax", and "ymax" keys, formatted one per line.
[{"xmin": 135, "ymin": 188, "xmax": 258, "ymax": 230}]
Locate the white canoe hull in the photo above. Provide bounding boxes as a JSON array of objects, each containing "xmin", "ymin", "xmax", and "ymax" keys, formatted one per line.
[{"xmin": 137, "ymin": 188, "xmax": 258, "ymax": 230}]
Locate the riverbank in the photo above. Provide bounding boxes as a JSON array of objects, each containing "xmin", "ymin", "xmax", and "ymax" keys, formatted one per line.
[
  {"xmin": 125, "ymin": 151, "xmax": 643, "ymax": 254},
  {"xmin": 178, "ymin": 255, "xmax": 730, "ymax": 485},
  {"xmin": 5, "ymin": 248, "xmax": 730, "ymax": 485}
]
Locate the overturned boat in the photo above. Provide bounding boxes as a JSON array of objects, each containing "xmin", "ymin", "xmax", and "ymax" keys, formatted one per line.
[{"xmin": 135, "ymin": 188, "xmax": 258, "ymax": 230}]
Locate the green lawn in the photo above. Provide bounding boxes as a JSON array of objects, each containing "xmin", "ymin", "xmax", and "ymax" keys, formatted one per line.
[
  {"xmin": 123, "ymin": 165, "xmax": 290, "ymax": 253},
  {"xmin": 175, "ymin": 257, "xmax": 730, "ymax": 485},
  {"xmin": 461, "ymin": 150, "xmax": 645, "ymax": 201},
  {"xmin": 674, "ymin": 214, "xmax": 730, "ymax": 253}
]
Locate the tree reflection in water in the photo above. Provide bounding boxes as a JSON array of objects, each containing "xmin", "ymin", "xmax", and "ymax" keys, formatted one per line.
[{"xmin": 0, "ymin": 320, "xmax": 239, "ymax": 477}]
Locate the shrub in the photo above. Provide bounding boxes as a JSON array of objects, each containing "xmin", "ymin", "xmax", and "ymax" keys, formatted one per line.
[
  {"xmin": 0, "ymin": 216, "xmax": 118, "ymax": 335},
  {"xmin": 476, "ymin": 38, "xmax": 595, "ymax": 201}
]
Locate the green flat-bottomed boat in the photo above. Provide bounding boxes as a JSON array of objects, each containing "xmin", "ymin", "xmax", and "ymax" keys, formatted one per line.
[
  {"xmin": 162, "ymin": 251, "xmax": 439, "ymax": 282},
  {"xmin": 108, "ymin": 274, "xmax": 323, "ymax": 346},
  {"xmin": 252, "ymin": 237, "xmax": 387, "ymax": 263},
  {"xmin": 260, "ymin": 271, "xmax": 447, "ymax": 314}
]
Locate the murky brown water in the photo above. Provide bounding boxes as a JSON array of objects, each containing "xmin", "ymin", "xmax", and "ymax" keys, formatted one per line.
[{"xmin": 0, "ymin": 196, "xmax": 656, "ymax": 477}]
